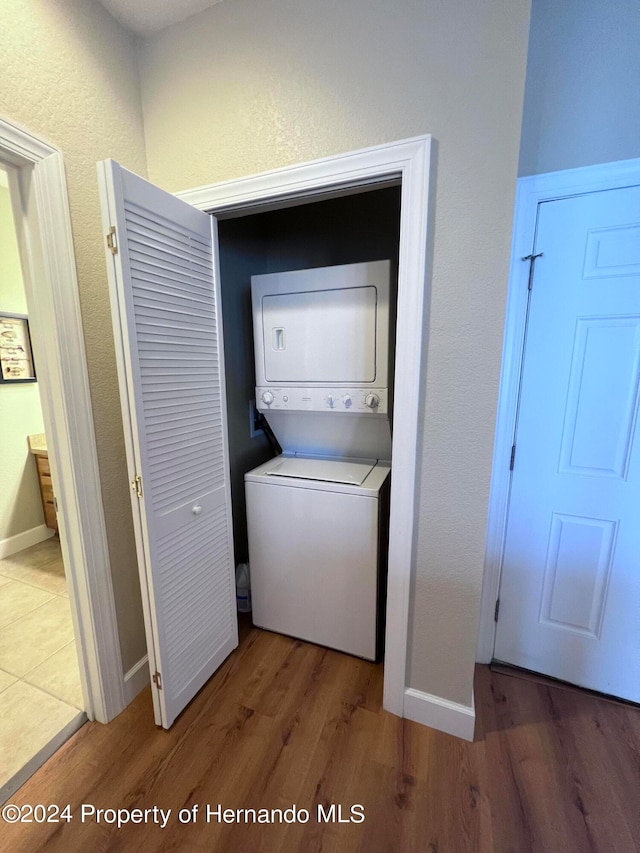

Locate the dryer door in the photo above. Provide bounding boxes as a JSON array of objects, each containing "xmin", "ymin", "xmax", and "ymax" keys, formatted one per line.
[
  {"xmin": 262, "ymin": 286, "xmax": 377, "ymax": 383},
  {"xmin": 252, "ymin": 261, "xmax": 390, "ymax": 387},
  {"xmin": 98, "ymin": 159, "xmax": 237, "ymax": 729}
]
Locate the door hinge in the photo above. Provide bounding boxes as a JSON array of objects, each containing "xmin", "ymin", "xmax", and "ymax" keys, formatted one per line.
[
  {"xmin": 509, "ymin": 444, "xmax": 516, "ymax": 471},
  {"xmin": 152, "ymin": 671, "xmax": 162, "ymax": 690},
  {"xmin": 106, "ymin": 225, "xmax": 118, "ymax": 255},
  {"xmin": 131, "ymin": 474, "xmax": 143, "ymax": 498},
  {"xmin": 494, "ymin": 598, "xmax": 501, "ymax": 622},
  {"xmin": 53, "ymin": 496, "xmax": 58, "ymax": 512},
  {"xmin": 522, "ymin": 251, "xmax": 543, "ymax": 290}
]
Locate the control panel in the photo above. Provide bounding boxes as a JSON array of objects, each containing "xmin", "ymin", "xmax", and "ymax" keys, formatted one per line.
[{"xmin": 255, "ymin": 386, "xmax": 388, "ymax": 414}]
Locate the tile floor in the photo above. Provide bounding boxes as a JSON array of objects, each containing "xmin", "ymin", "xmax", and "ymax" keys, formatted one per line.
[{"xmin": 0, "ymin": 538, "xmax": 84, "ymax": 797}]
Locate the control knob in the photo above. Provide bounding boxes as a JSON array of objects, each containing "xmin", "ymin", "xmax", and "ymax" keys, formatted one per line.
[
  {"xmin": 326, "ymin": 394, "xmax": 335, "ymax": 408},
  {"xmin": 365, "ymin": 393, "xmax": 380, "ymax": 409},
  {"xmin": 261, "ymin": 390, "xmax": 274, "ymax": 406},
  {"xmin": 342, "ymin": 394, "xmax": 352, "ymax": 409}
]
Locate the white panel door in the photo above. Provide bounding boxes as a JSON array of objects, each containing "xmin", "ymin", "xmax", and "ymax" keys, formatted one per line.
[
  {"xmin": 98, "ymin": 160, "xmax": 237, "ymax": 728},
  {"xmin": 495, "ymin": 185, "xmax": 640, "ymax": 702}
]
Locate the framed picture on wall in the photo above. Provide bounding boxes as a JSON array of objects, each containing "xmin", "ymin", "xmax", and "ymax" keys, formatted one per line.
[{"xmin": 0, "ymin": 313, "xmax": 37, "ymax": 383}]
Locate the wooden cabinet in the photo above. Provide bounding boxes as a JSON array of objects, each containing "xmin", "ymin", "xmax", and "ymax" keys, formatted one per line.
[{"xmin": 34, "ymin": 453, "xmax": 58, "ymax": 533}]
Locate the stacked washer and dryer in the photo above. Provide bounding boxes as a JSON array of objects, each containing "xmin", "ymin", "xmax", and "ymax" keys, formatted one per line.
[{"xmin": 244, "ymin": 260, "xmax": 392, "ymax": 661}]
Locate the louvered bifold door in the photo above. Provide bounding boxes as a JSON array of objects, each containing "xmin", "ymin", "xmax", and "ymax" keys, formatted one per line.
[{"xmin": 98, "ymin": 160, "xmax": 238, "ymax": 728}]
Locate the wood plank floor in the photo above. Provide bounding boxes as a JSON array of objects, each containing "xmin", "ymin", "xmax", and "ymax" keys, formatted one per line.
[{"xmin": 2, "ymin": 622, "xmax": 639, "ymax": 852}]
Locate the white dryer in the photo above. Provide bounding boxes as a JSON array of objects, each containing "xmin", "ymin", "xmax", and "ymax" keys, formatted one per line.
[{"xmin": 245, "ymin": 455, "xmax": 390, "ymax": 660}]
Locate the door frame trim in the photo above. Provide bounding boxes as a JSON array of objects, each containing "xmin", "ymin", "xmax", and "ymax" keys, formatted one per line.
[
  {"xmin": 477, "ymin": 156, "xmax": 640, "ymax": 663},
  {"xmin": 178, "ymin": 135, "xmax": 435, "ymax": 717},
  {"xmin": 0, "ymin": 115, "xmax": 125, "ymax": 721}
]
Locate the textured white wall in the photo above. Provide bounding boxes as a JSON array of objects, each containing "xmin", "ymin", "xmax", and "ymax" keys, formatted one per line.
[
  {"xmin": 139, "ymin": 0, "xmax": 531, "ymax": 707},
  {"xmin": 0, "ymin": 185, "xmax": 45, "ymax": 542},
  {"xmin": 519, "ymin": 0, "xmax": 640, "ymax": 176},
  {"xmin": 0, "ymin": 1, "xmax": 148, "ymax": 670}
]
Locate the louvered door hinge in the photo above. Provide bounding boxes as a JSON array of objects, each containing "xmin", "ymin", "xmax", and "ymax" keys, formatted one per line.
[
  {"xmin": 152, "ymin": 671, "xmax": 162, "ymax": 690},
  {"xmin": 494, "ymin": 599, "xmax": 501, "ymax": 622},
  {"xmin": 131, "ymin": 474, "xmax": 143, "ymax": 498},
  {"xmin": 509, "ymin": 445, "xmax": 516, "ymax": 471},
  {"xmin": 106, "ymin": 225, "xmax": 118, "ymax": 255}
]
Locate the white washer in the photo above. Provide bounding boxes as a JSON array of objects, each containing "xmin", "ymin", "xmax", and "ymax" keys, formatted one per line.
[{"xmin": 245, "ymin": 455, "xmax": 390, "ymax": 660}]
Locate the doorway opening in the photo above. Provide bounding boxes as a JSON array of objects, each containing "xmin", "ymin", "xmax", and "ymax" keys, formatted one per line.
[
  {"xmin": 0, "ymin": 163, "xmax": 84, "ymax": 802},
  {"xmin": 175, "ymin": 136, "xmax": 451, "ymax": 732},
  {"xmin": 216, "ymin": 185, "xmax": 400, "ymax": 672}
]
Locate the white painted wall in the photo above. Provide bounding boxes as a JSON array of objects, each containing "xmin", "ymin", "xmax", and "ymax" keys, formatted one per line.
[
  {"xmin": 139, "ymin": 0, "xmax": 531, "ymax": 709},
  {"xmin": 519, "ymin": 0, "xmax": 640, "ymax": 176},
  {"xmin": 0, "ymin": 184, "xmax": 45, "ymax": 542}
]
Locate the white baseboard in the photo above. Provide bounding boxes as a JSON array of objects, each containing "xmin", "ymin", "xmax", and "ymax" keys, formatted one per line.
[
  {"xmin": 0, "ymin": 525, "xmax": 55, "ymax": 559},
  {"xmin": 404, "ymin": 687, "xmax": 476, "ymax": 741},
  {"xmin": 123, "ymin": 654, "xmax": 150, "ymax": 704}
]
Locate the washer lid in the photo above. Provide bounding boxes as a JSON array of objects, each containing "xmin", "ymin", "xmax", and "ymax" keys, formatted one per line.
[{"xmin": 266, "ymin": 456, "xmax": 376, "ymax": 485}]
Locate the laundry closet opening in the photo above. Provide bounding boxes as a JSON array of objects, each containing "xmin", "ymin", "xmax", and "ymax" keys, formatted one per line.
[{"xmin": 216, "ymin": 184, "xmax": 401, "ymax": 661}]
